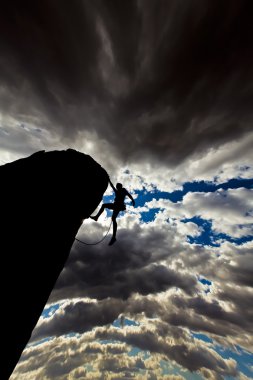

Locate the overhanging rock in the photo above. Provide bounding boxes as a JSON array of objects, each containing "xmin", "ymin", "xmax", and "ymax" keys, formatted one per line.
[{"xmin": 0, "ymin": 149, "xmax": 108, "ymax": 379}]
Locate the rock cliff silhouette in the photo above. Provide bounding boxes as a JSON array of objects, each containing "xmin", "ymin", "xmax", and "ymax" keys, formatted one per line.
[{"xmin": 0, "ymin": 149, "xmax": 108, "ymax": 380}]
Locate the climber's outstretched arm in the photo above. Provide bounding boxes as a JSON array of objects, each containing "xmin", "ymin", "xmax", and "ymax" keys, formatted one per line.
[
  {"xmin": 109, "ymin": 178, "xmax": 116, "ymax": 193},
  {"xmin": 126, "ymin": 191, "xmax": 135, "ymax": 206}
]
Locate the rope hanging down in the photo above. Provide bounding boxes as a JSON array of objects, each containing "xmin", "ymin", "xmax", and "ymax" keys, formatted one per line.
[{"xmin": 75, "ymin": 219, "xmax": 113, "ymax": 246}]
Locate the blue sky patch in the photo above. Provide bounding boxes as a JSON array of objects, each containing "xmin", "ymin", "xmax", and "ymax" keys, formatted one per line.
[
  {"xmin": 182, "ymin": 216, "xmax": 253, "ymax": 246},
  {"xmin": 134, "ymin": 177, "xmax": 253, "ymax": 207},
  {"xmin": 191, "ymin": 333, "xmax": 253, "ymax": 378},
  {"xmin": 198, "ymin": 278, "xmax": 212, "ymax": 286},
  {"xmin": 215, "ymin": 345, "xmax": 253, "ymax": 378},
  {"xmin": 140, "ymin": 207, "xmax": 160, "ymax": 222},
  {"xmin": 192, "ymin": 332, "xmax": 213, "ymax": 343},
  {"xmin": 198, "ymin": 277, "xmax": 212, "ymax": 294},
  {"xmin": 112, "ymin": 317, "xmax": 139, "ymax": 328},
  {"xmin": 42, "ymin": 303, "xmax": 60, "ymax": 318}
]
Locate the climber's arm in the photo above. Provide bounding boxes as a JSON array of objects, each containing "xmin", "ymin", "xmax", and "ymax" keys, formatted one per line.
[
  {"xmin": 126, "ymin": 191, "xmax": 135, "ymax": 207},
  {"xmin": 109, "ymin": 178, "xmax": 117, "ymax": 193}
]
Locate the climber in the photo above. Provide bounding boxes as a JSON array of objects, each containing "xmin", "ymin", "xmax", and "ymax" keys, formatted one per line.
[{"xmin": 90, "ymin": 178, "xmax": 135, "ymax": 245}]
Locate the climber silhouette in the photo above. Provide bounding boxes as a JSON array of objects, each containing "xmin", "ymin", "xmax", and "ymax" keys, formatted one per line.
[{"xmin": 90, "ymin": 178, "xmax": 135, "ymax": 245}]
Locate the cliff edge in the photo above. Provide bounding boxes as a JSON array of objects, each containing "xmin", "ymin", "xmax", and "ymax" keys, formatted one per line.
[{"xmin": 0, "ymin": 149, "xmax": 108, "ymax": 379}]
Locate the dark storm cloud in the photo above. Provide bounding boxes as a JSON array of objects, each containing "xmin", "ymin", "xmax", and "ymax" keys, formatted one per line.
[
  {"xmin": 1, "ymin": 0, "xmax": 253, "ymax": 164},
  {"xmin": 32, "ymin": 298, "xmax": 125, "ymax": 341},
  {"xmin": 31, "ymin": 307, "xmax": 239, "ymax": 379},
  {"xmin": 205, "ymin": 247, "xmax": 253, "ymax": 288},
  {"xmin": 15, "ymin": 337, "xmax": 130, "ymax": 379},
  {"xmin": 217, "ymin": 284, "xmax": 253, "ymax": 316},
  {"xmin": 43, "ymin": 225, "xmax": 253, "ymax": 347},
  {"xmin": 225, "ymin": 251, "xmax": 253, "ymax": 287},
  {"xmin": 50, "ymin": 227, "xmax": 197, "ymax": 302},
  {"xmin": 171, "ymin": 295, "xmax": 253, "ymax": 332},
  {"xmin": 94, "ymin": 327, "xmax": 238, "ymax": 378},
  {"xmin": 14, "ymin": 330, "xmax": 238, "ymax": 380}
]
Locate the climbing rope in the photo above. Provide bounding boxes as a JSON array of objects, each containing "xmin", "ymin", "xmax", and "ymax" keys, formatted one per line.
[{"xmin": 75, "ymin": 219, "xmax": 112, "ymax": 245}]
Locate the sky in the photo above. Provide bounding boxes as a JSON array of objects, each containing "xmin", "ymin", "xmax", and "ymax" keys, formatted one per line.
[{"xmin": 1, "ymin": 1, "xmax": 253, "ymax": 379}]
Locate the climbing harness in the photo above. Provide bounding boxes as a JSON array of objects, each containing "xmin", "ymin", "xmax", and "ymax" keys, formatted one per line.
[{"xmin": 75, "ymin": 219, "xmax": 113, "ymax": 246}]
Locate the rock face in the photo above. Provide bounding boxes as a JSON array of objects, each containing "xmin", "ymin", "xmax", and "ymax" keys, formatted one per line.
[{"xmin": 0, "ymin": 149, "xmax": 108, "ymax": 380}]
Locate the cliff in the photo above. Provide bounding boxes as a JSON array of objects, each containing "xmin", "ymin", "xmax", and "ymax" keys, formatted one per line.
[{"xmin": 0, "ymin": 149, "xmax": 108, "ymax": 379}]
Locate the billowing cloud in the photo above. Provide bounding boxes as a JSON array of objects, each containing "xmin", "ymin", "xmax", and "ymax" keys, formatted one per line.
[
  {"xmin": 12, "ymin": 323, "xmax": 239, "ymax": 380},
  {"xmin": 1, "ymin": 1, "xmax": 253, "ymax": 166}
]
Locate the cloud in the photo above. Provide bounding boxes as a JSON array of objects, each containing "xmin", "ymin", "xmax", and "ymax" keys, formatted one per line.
[
  {"xmin": 13, "ymin": 323, "xmax": 240, "ymax": 380},
  {"xmin": 1, "ymin": 1, "xmax": 253, "ymax": 166},
  {"xmin": 32, "ymin": 298, "xmax": 125, "ymax": 341},
  {"xmin": 7, "ymin": 165, "xmax": 249, "ymax": 378},
  {"xmin": 183, "ymin": 188, "xmax": 253, "ymax": 238},
  {"xmin": 49, "ymin": 222, "xmax": 198, "ymax": 304},
  {"xmin": 28, "ymin": 181, "xmax": 252, "ymax": 357},
  {"xmin": 2, "ymin": 2, "xmax": 253, "ymax": 378},
  {"xmin": 10, "ymin": 336, "xmax": 132, "ymax": 380},
  {"xmin": 145, "ymin": 187, "xmax": 253, "ymax": 238},
  {"xmin": 92, "ymin": 325, "xmax": 238, "ymax": 377}
]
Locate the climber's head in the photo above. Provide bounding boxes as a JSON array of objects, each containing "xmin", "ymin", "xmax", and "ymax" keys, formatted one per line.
[{"xmin": 116, "ymin": 183, "xmax": 123, "ymax": 190}]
